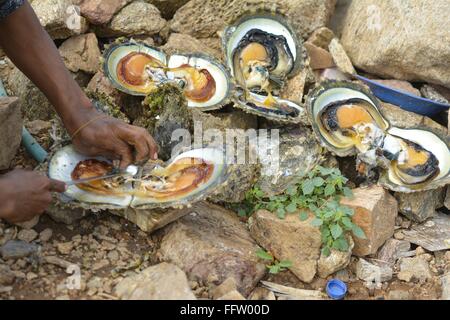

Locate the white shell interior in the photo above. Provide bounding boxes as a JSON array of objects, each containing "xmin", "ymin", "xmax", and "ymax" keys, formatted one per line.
[
  {"xmin": 105, "ymin": 43, "xmax": 167, "ymax": 95},
  {"xmin": 247, "ymin": 92, "xmax": 304, "ymax": 114},
  {"xmin": 167, "ymin": 54, "xmax": 230, "ymax": 108},
  {"xmin": 131, "ymin": 148, "xmax": 226, "ymax": 207},
  {"xmin": 226, "ymin": 17, "xmax": 297, "ymax": 77},
  {"xmin": 48, "ymin": 145, "xmax": 133, "ymax": 207},
  {"xmin": 49, "ymin": 146, "xmax": 227, "ymax": 209},
  {"xmin": 386, "ymin": 127, "xmax": 450, "ymax": 184}
]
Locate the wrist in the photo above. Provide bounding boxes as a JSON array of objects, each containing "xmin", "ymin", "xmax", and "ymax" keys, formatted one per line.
[{"xmin": 60, "ymin": 97, "xmax": 98, "ymax": 136}]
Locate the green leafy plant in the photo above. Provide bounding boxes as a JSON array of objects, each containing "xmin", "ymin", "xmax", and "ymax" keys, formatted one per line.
[
  {"xmin": 238, "ymin": 166, "xmax": 366, "ymax": 256},
  {"xmin": 256, "ymin": 249, "xmax": 292, "ymax": 274}
]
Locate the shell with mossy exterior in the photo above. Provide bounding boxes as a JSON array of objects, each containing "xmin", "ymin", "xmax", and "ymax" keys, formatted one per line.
[
  {"xmin": 305, "ymin": 80, "xmax": 450, "ymax": 193},
  {"xmin": 102, "ymin": 40, "xmax": 233, "ymax": 111}
]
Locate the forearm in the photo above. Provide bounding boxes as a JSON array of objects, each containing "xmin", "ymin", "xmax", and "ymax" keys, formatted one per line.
[{"xmin": 0, "ymin": 1, "xmax": 93, "ymax": 134}]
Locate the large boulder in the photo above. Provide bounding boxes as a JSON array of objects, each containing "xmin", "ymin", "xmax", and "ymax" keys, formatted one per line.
[
  {"xmin": 341, "ymin": 185, "xmax": 398, "ymax": 257},
  {"xmin": 31, "ymin": 0, "xmax": 89, "ymax": 39},
  {"xmin": 79, "ymin": 0, "xmax": 131, "ymax": 25},
  {"xmin": 170, "ymin": 0, "xmax": 336, "ymax": 40},
  {"xmin": 249, "ymin": 210, "xmax": 322, "ymax": 283},
  {"xmin": 114, "ymin": 262, "xmax": 196, "ymax": 300},
  {"xmin": 108, "ymin": 1, "xmax": 167, "ymax": 36},
  {"xmin": 0, "ymin": 97, "xmax": 22, "ymax": 170},
  {"xmin": 59, "ymin": 33, "xmax": 101, "ymax": 74},
  {"xmin": 157, "ymin": 202, "xmax": 266, "ymax": 296},
  {"xmin": 340, "ymin": 0, "xmax": 450, "ymax": 88}
]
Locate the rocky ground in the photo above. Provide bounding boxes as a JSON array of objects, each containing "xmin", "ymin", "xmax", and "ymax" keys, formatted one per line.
[{"xmin": 1, "ymin": 0, "xmax": 450, "ymax": 300}]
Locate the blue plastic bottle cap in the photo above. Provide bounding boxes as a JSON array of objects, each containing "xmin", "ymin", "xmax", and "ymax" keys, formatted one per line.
[{"xmin": 326, "ymin": 279, "xmax": 347, "ymax": 300}]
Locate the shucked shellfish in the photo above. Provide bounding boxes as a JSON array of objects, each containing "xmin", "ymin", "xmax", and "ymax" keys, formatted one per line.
[
  {"xmin": 49, "ymin": 145, "xmax": 228, "ymax": 209},
  {"xmin": 306, "ymin": 81, "xmax": 450, "ymax": 192},
  {"xmin": 222, "ymin": 13, "xmax": 305, "ymax": 122},
  {"xmin": 104, "ymin": 42, "xmax": 232, "ymax": 110}
]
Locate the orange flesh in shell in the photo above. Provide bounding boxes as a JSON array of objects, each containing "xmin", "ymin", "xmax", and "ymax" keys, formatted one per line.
[
  {"xmin": 170, "ymin": 64, "xmax": 216, "ymax": 102},
  {"xmin": 71, "ymin": 158, "xmax": 214, "ymax": 200},
  {"xmin": 336, "ymin": 104, "xmax": 374, "ymax": 129},
  {"xmin": 117, "ymin": 52, "xmax": 163, "ymax": 88},
  {"xmin": 240, "ymin": 43, "xmax": 268, "ymax": 66},
  {"xmin": 399, "ymin": 146, "xmax": 429, "ymax": 169}
]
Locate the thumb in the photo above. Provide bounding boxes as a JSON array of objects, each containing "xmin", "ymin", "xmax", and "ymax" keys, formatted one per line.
[{"xmin": 48, "ymin": 179, "xmax": 67, "ymax": 193}]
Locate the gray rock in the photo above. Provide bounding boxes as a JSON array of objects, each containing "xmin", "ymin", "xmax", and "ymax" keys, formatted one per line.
[
  {"xmin": 0, "ymin": 265, "xmax": 15, "ymax": 286},
  {"xmin": 248, "ymin": 287, "xmax": 276, "ymax": 300},
  {"xmin": 46, "ymin": 203, "xmax": 89, "ymax": 225},
  {"xmin": 340, "ymin": 0, "xmax": 450, "ymax": 88},
  {"xmin": 171, "ymin": 0, "xmax": 337, "ymax": 41},
  {"xmin": 17, "ymin": 229, "xmax": 38, "ymax": 243},
  {"xmin": 376, "ymin": 239, "xmax": 411, "ymax": 266},
  {"xmin": 158, "ymin": 202, "xmax": 266, "ymax": 296},
  {"xmin": 356, "ymin": 258, "xmax": 393, "ymax": 284},
  {"xmin": 211, "ymin": 277, "xmax": 237, "ymax": 300},
  {"xmin": 249, "ymin": 210, "xmax": 321, "ymax": 283},
  {"xmin": 420, "ymin": 84, "xmax": 449, "ymax": 105},
  {"xmin": 109, "ymin": 1, "xmax": 167, "ymax": 36},
  {"xmin": 328, "ymin": 38, "xmax": 356, "ymax": 75},
  {"xmin": 31, "ymin": 0, "xmax": 89, "ymax": 40},
  {"xmin": 0, "ymin": 97, "xmax": 22, "ymax": 170},
  {"xmin": 39, "ymin": 228, "xmax": 53, "ymax": 242},
  {"xmin": 3, "ymin": 66, "xmax": 54, "ymax": 121},
  {"xmin": 398, "ymin": 256, "xmax": 432, "ymax": 283},
  {"xmin": 317, "ymin": 236, "xmax": 354, "ymax": 278},
  {"xmin": 395, "ymin": 188, "xmax": 445, "ymax": 223},
  {"xmin": 256, "ymin": 126, "xmax": 322, "ymax": 197},
  {"xmin": 387, "ymin": 289, "xmax": 411, "ymax": 300},
  {"xmin": 0, "ymin": 240, "xmax": 39, "ymax": 260},
  {"xmin": 115, "ymin": 262, "xmax": 196, "ymax": 300},
  {"xmin": 217, "ymin": 290, "xmax": 246, "ymax": 300}
]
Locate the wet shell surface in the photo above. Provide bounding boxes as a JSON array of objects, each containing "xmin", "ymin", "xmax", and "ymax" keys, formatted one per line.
[
  {"xmin": 222, "ymin": 13, "xmax": 302, "ymax": 92},
  {"xmin": 104, "ymin": 42, "xmax": 167, "ymax": 96},
  {"xmin": 49, "ymin": 145, "xmax": 229, "ymax": 210},
  {"xmin": 166, "ymin": 54, "xmax": 232, "ymax": 110},
  {"xmin": 222, "ymin": 13, "xmax": 306, "ymax": 123},
  {"xmin": 306, "ymin": 81, "xmax": 450, "ymax": 192},
  {"xmin": 103, "ymin": 42, "xmax": 231, "ymax": 111}
]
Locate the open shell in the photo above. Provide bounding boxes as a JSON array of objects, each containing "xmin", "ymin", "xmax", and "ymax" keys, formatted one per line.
[
  {"xmin": 103, "ymin": 42, "xmax": 231, "ymax": 111},
  {"xmin": 49, "ymin": 145, "xmax": 229, "ymax": 210},
  {"xmin": 306, "ymin": 81, "xmax": 450, "ymax": 192}
]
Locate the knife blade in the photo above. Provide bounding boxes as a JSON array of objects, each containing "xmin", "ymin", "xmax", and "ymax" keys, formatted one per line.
[{"xmin": 65, "ymin": 165, "xmax": 139, "ymax": 186}]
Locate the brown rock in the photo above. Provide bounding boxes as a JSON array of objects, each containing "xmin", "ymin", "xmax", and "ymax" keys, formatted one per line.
[
  {"xmin": 171, "ymin": 0, "xmax": 337, "ymax": 41},
  {"xmin": 31, "ymin": 0, "xmax": 89, "ymax": 40},
  {"xmin": 376, "ymin": 239, "xmax": 411, "ymax": 266},
  {"xmin": 280, "ymin": 67, "xmax": 310, "ymax": 103},
  {"xmin": 56, "ymin": 242, "xmax": 74, "ymax": 255},
  {"xmin": 249, "ymin": 210, "xmax": 321, "ymax": 283},
  {"xmin": 445, "ymin": 187, "xmax": 450, "ymax": 210},
  {"xmin": 420, "ymin": 84, "xmax": 449, "ymax": 104},
  {"xmin": 17, "ymin": 229, "xmax": 38, "ymax": 243},
  {"xmin": 59, "ymin": 33, "xmax": 101, "ymax": 74},
  {"xmin": 162, "ymin": 33, "xmax": 222, "ymax": 61},
  {"xmin": 0, "ymin": 97, "xmax": 22, "ymax": 170},
  {"xmin": 307, "ymin": 27, "xmax": 335, "ymax": 49},
  {"xmin": 304, "ymin": 42, "xmax": 335, "ymax": 70},
  {"xmin": 341, "ymin": 186, "xmax": 398, "ymax": 257},
  {"xmin": 39, "ymin": 228, "xmax": 53, "ymax": 243},
  {"xmin": 15, "ymin": 216, "xmax": 40, "ymax": 230},
  {"xmin": 373, "ymin": 80, "xmax": 421, "ymax": 96},
  {"xmin": 0, "ymin": 265, "xmax": 15, "ymax": 286},
  {"xmin": 80, "ymin": 0, "xmax": 131, "ymax": 25},
  {"xmin": 25, "ymin": 120, "xmax": 52, "ymax": 136},
  {"xmin": 217, "ymin": 290, "xmax": 246, "ymax": 300},
  {"xmin": 158, "ymin": 202, "xmax": 266, "ymax": 296},
  {"xmin": 148, "ymin": 0, "xmax": 190, "ymax": 19},
  {"xmin": 211, "ymin": 277, "xmax": 237, "ymax": 300},
  {"xmin": 248, "ymin": 287, "xmax": 276, "ymax": 300},
  {"xmin": 109, "ymin": 1, "xmax": 167, "ymax": 36},
  {"xmin": 328, "ymin": 38, "xmax": 356, "ymax": 75},
  {"xmin": 398, "ymin": 256, "xmax": 432, "ymax": 283},
  {"xmin": 115, "ymin": 263, "xmax": 196, "ymax": 300},
  {"xmin": 395, "ymin": 188, "xmax": 445, "ymax": 223},
  {"xmin": 340, "ymin": 0, "xmax": 450, "ymax": 88}
]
